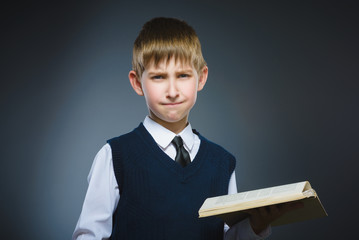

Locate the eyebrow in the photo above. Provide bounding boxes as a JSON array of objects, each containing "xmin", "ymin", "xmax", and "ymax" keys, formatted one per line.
[
  {"xmin": 148, "ymin": 70, "xmax": 165, "ymax": 74},
  {"xmin": 147, "ymin": 68, "xmax": 194, "ymax": 75}
]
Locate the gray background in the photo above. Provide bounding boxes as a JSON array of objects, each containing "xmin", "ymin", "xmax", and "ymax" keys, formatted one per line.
[{"xmin": 1, "ymin": 1, "xmax": 358, "ymax": 239}]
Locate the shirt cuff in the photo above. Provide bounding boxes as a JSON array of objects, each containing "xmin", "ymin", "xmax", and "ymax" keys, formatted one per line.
[{"xmin": 224, "ymin": 218, "xmax": 272, "ymax": 240}]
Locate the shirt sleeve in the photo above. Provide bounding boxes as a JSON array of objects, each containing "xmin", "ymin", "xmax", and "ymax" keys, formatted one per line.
[
  {"xmin": 224, "ymin": 171, "xmax": 272, "ymax": 240},
  {"xmin": 72, "ymin": 144, "xmax": 120, "ymax": 240},
  {"xmin": 224, "ymin": 218, "xmax": 271, "ymax": 240}
]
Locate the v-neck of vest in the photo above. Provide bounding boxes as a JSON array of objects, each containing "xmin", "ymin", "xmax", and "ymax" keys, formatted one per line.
[{"xmin": 135, "ymin": 123, "xmax": 207, "ymax": 181}]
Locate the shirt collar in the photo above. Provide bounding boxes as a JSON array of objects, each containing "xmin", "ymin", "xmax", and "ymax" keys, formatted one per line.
[{"xmin": 143, "ymin": 116, "xmax": 195, "ymax": 151}]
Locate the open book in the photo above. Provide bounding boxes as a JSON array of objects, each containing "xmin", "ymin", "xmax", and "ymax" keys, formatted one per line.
[{"xmin": 198, "ymin": 181, "xmax": 327, "ymax": 227}]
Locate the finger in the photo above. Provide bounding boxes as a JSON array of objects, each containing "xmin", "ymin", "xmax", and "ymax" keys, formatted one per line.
[
  {"xmin": 243, "ymin": 209, "xmax": 256, "ymax": 215},
  {"xmin": 269, "ymin": 205, "xmax": 280, "ymax": 217},
  {"xmin": 258, "ymin": 207, "xmax": 268, "ymax": 218}
]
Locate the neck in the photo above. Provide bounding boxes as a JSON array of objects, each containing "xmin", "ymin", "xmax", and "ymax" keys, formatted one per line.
[{"xmin": 148, "ymin": 115, "xmax": 188, "ymax": 134}]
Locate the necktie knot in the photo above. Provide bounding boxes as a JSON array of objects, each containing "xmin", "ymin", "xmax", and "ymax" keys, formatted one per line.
[
  {"xmin": 172, "ymin": 136, "xmax": 184, "ymax": 149},
  {"xmin": 171, "ymin": 136, "xmax": 190, "ymax": 167}
]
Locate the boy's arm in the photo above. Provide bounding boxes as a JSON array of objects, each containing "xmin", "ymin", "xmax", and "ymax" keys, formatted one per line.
[
  {"xmin": 224, "ymin": 173, "xmax": 271, "ymax": 240},
  {"xmin": 72, "ymin": 144, "xmax": 119, "ymax": 240}
]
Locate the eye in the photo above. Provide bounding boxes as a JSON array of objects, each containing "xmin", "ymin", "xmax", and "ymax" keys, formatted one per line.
[
  {"xmin": 179, "ymin": 73, "xmax": 190, "ymax": 78},
  {"xmin": 152, "ymin": 75, "xmax": 164, "ymax": 80}
]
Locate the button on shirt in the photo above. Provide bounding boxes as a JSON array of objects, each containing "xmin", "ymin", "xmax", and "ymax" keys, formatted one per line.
[{"xmin": 72, "ymin": 116, "xmax": 270, "ymax": 240}]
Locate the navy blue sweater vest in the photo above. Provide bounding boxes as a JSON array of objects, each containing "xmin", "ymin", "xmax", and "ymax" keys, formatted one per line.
[{"xmin": 107, "ymin": 123, "xmax": 236, "ymax": 240}]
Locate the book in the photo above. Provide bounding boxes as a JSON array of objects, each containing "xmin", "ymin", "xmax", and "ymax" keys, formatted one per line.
[{"xmin": 198, "ymin": 181, "xmax": 327, "ymax": 227}]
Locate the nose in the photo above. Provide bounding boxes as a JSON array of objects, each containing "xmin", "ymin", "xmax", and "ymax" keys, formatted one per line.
[{"xmin": 166, "ymin": 78, "xmax": 179, "ymax": 99}]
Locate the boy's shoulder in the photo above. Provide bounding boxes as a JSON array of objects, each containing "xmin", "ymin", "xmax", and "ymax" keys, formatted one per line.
[
  {"xmin": 107, "ymin": 123, "xmax": 144, "ymax": 145},
  {"xmin": 194, "ymin": 129, "xmax": 236, "ymax": 159},
  {"xmin": 195, "ymin": 130, "xmax": 236, "ymax": 172}
]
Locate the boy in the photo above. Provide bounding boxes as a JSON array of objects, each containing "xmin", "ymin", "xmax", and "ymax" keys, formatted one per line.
[{"xmin": 73, "ymin": 17, "xmax": 293, "ymax": 240}]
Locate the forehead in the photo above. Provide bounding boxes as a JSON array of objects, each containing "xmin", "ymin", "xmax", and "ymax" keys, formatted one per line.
[{"xmin": 146, "ymin": 57, "xmax": 195, "ymax": 72}]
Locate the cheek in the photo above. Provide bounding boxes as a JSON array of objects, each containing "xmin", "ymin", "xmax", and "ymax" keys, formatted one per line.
[
  {"xmin": 181, "ymin": 82, "xmax": 198, "ymax": 107},
  {"xmin": 143, "ymin": 82, "xmax": 159, "ymax": 100},
  {"xmin": 183, "ymin": 81, "xmax": 198, "ymax": 98}
]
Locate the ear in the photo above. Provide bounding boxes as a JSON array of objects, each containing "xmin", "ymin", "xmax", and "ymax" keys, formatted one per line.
[
  {"xmin": 129, "ymin": 70, "xmax": 144, "ymax": 96},
  {"xmin": 197, "ymin": 66, "xmax": 208, "ymax": 92}
]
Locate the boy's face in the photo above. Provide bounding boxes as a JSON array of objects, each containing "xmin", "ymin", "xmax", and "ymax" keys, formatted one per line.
[{"xmin": 129, "ymin": 57, "xmax": 208, "ymax": 133}]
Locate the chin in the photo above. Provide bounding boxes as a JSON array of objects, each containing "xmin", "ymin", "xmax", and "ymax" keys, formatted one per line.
[
  {"xmin": 150, "ymin": 110, "xmax": 188, "ymax": 125},
  {"xmin": 163, "ymin": 117, "xmax": 183, "ymax": 123}
]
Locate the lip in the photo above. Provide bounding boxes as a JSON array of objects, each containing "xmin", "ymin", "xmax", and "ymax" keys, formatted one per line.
[{"xmin": 162, "ymin": 102, "xmax": 183, "ymax": 106}]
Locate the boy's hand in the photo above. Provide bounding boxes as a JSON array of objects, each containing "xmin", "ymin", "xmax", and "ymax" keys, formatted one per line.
[{"xmin": 245, "ymin": 202, "xmax": 304, "ymax": 234}]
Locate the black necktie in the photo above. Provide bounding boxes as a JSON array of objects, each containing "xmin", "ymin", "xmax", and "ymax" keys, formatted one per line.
[{"xmin": 172, "ymin": 136, "xmax": 191, "ymax": 167}]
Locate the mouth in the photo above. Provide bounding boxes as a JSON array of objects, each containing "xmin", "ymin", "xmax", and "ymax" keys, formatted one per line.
[{"xmin": 162, "ymin": 101, "xmax": 183, "ymax": 106}]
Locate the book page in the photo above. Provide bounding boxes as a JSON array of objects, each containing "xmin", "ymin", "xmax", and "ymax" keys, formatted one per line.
[{"xmin": 202, "ymin": 181, "xmax": 307, "ymax": 211}]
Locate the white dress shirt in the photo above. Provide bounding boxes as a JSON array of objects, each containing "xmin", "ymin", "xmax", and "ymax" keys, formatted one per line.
[{"xmin": 73, "ymin": 116, "xmax": 270, "ymax": 240}]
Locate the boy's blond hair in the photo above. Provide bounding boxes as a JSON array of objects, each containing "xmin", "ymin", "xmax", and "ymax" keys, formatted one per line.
[{"xmin": 132, "ymin": 17, "xmax": 206, "ymax": 78}]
